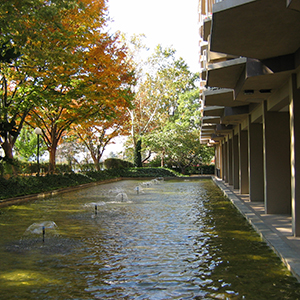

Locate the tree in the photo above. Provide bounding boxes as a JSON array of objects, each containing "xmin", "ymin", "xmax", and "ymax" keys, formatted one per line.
[
  {"xmin": 127, "ymin": 45, "xmax": 196, "ymax": 166},
  {"xmin": 71, "ymin": 107, "xmax": 130, "ymax": 171},
  {"xmin": 143, "ymin": 88, "xmax": 214, "ymax": 173},
  {"xmin": 0, "ymin": 0, "xmax": 80, "ymax": 161},
  {"xmin": 14, "ymin": 126, "xmax": 46, "ymax": 161},
  {"xmin": 23, "ymin": 1, "xmax": 135, "ymax": 172}
]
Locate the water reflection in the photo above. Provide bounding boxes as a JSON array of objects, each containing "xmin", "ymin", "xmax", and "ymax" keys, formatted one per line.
[{"xmin": 0, "ymin": 179, "xmax": 299, "ymax": 299}]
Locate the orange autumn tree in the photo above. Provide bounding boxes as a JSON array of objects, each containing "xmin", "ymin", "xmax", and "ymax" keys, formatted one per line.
[
  {"xmin": 26, "ymin": 1, "xmax": 135, "ymax": 172},
  {"xmin": 71, "ymin": 107, "xmax": 131, "ymax": 171}
]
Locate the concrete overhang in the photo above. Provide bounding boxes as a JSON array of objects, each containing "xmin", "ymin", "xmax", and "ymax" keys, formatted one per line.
[
  {"xmin": 203, "ymin": 106, "xmax": 224, "ymax": 117},
  {"xmin": 204, "ymin": 88, "xmax": 247, "ymax": 107},
  {"xmin": 210, "ymin": 133, "xmax": 225, "ymax": 141},
  {"xmin": 201, "ymin": 123, "xmax": 216, "ymax": 130},
  {"xmin": 202, "ymin": 116, "xmax": 221, "ymax": 124},
  {"xmin": 201, "ymin": 43, "xmax": 208, "ymax": 54},
  {"xmin": 221, "ymin": 106, "xmax": 249, "ymax": 125},
  {"xmin": 215, "ymin": 124, "xmax": 233, "ymax": 134},
  {"xmin": 210, "ymin": 0, "xmax": 300, "ymax": 60},
  {"xmin": 207, "ymin": 57, "xmax": 247, "ymax": 88},
  {"xmin": 201, "ymin": 129, "xmax": 216, "ymax": 135},
  {"xmin": 203, "ymin": 17, "xmax": 212, "ymax": 42},
  {"xmin": 287, "ymin": 0, "xmax": 300, "ymax": 12},
  {"xmin": 200, "ymin": 139, "xmax": 210, "ymax": 145},
  {"xmin": 235, "ymin": 55, "xmax": 296, "ymax": 101},
  {"xmin": 207, "ymin": 56, "xmax": 297, "ymax": 103}
]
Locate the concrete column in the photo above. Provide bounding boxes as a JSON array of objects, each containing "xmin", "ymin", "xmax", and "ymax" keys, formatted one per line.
[
  {"xmin": 215, "ymin": 144, "xmax": 223, "ymax": 178},
  {"xmin": 219, "ymin": 144, "xmax": 223, "ymax": 179},
  {"xmin": 222, "ymin": 142, "xmax": 226, "ymax": 181},
  {"xmin": 263, "ymin": 101, "xmax": 291, "ymax": 214},
  {"xmin": 239, "ymin": 126, "xmax": 249, "ymax": 194},
  {"xmin": 233, "ymin": 133, "xmax": 239, "ymax": 189},
  {"xmin": 215, "ymin": 144, "xmax": 222, "ymax": 178},
  {"xmin": 224, "ymin": 140, "xmax": 228, "ymax": 183},
  {"xmin": 248, "ymin": 119, "xmax": 264, "ymax": 201},
  {"xmin": 289, "ymin": 74, "xmax": 300, "ymax": 236},
  {"xmin": 228, "ymin": 137, "xmax": 233, "ymax": 185}
]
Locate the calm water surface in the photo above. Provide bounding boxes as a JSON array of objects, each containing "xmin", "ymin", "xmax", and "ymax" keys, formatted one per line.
[{"xmin": 0, "ymin": 179, "xmax": 300, "ymax": 299}]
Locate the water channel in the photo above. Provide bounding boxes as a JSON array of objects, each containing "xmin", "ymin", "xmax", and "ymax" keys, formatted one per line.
[{"xmin": 0, "ymin": 179, "xmax": 300, "ymax": 299}]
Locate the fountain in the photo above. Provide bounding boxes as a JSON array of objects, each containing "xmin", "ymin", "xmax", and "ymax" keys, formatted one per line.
[
  {"xmin": 115, "ymin": 192, "xmax": 128, "ymax": 202},
  {"xmin": 134, "ymin": 186, "xmax": 145, "ymax": 195},
  {"xmin": 5, "ymin": 220, "xmax": 80, "ymax": 255},
  {"xmin": 24, "ymin": 221, "xmax": 58, "ymax": 242},
  {"xmin": 141, "ymin": 181, "xmax": 152, "ymax": 188}
]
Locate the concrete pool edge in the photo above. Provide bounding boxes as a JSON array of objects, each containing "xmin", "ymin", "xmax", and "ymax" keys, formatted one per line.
[{"xmin": 212, "ymin": 177, "xmax": 300, "ymax": 282}]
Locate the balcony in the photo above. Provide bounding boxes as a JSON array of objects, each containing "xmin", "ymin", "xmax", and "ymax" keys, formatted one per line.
[{"xmin": 210, "ymin": 0, "xmax": 300, "ymax": 60}]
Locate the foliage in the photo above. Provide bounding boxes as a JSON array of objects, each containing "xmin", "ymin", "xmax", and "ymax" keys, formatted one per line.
[
  {"xmin": 0, "ymin": 0, "xmax": 81, "ymax": 160},
  {"xmin": 0, "ymin": 172, "xmax": 93, "ymax": 200},
  {"xmin": 0, "ymin": 160, "xmax": 73, "ymax": 176},
  {"xmin": 104, "ymin": 158, "xmax": 134, "ymax": 169},
  {"xmin": 70, "ymin": 106, "xmax": 131, "ymax": 171},
  {"xmin": 0, "ymin": 168, "xmax": 181, "ymax": 200},
  {"xmin": 144, "ymin": 126, "xmax": 214, "ymax": 174},
  {"xmin": 14, "ymin": 126, "xmax": 47, "ymax": 161},
  {"xmin": 142, "ymin": 87, "xmax": 214, "ymax": 174},
  {"xmin": 25, "ymin": 1, "xmax": 135, "ymax": 172},
  {"xmin": 0, "ymin": 0, "xmax": 135, "ymax": 174},
  {"xmin": 187, "ymin": 164, "xmax": 215, "ymax": 175},
  {"xmin": 124, "ymin": 43, "xmax": 197, "ymax": 167}
]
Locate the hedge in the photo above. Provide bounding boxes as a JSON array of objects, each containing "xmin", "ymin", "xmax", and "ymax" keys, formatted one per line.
[{"xmin": 0, "ymin": 167, "xmax": 180, "ymax": 200}]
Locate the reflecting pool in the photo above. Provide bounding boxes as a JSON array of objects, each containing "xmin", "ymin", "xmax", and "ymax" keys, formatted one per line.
[{"xmin": 0, "ymin": 179, "xmax": 300, "ymax": 299}]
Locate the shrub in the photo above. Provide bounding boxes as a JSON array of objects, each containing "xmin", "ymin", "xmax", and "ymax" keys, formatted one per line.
[
  {"xmin": 104, "ymin": 158, "xmax": 134, "ymax": 170},
  {"xmin": 0, "ymin": 167, "xmax": 181, "ymax": 200}
]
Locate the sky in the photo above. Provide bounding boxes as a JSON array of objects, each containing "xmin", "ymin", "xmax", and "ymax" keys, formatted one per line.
[{"xmin": 107, "ymin": 0, "xmax": 200, "ymax": 73}]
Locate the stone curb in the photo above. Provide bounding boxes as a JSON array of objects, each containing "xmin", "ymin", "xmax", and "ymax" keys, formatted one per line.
[{"xmin": 212, "ymin": 177, "xmax": 300, "ymax": 282}]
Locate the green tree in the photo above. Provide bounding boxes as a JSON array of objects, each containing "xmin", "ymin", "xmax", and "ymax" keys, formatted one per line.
[
  {"xmin": 14, "ymin": 126, "xmax": 46, "ymax": 161},
  {"xmin": 0, "ymin": 0, "xmax": 80, "ymax": 161},
  {"xmin": 127, "ymin": 45, "xmax": 196, "ymax": 166},
  {"xmin": 144, "ymin": 88, "xmax": 214, "ymax": 173}
]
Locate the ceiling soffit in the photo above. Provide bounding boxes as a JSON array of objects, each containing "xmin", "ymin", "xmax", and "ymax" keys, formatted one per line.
[{"xmin": 210, "ymin": 0, "xmax": 300, "ymax": 60}]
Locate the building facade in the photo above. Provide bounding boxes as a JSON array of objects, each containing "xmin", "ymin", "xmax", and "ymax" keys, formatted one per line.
[{"xmin": 198, "ymin": 0, "xmax": 300, "ymax": 236}]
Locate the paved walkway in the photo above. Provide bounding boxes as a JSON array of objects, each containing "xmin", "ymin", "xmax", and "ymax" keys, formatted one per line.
[{"xmin": 212, "ymin": 177, "xmax": 300, "ymax": 282}]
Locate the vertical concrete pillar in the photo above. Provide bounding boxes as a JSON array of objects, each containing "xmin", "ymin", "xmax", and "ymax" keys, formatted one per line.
[
  {"xmin": 215, "ymin": 144, "xmax": 222, "ymax": 178},
  {"xmin": 263, "ymin": 101, "xmax": 291, "ymax": 214},
  {"xmin": 219, "ymin": 144, "xmax": 223, "ymax": 179},
  {"xmin": 233, "ymin": 133, "xmax": 239, "ymax": 190},
  {"xmin": 239, "ymin": 126, "xmax": 249, "ymax": 194},
  {"xmin": 222, "ymin": 142, "xmax": 226, "ymax": 181},
  {"xmin": 248, "ymin": 118, "xmax": 264, "ymax": 201},
  {"xmin": 224, "ymin": 140, "xmax": 228, "ymax": 183},
  {"xmin": 228, "ymin": 138, "xmax": 233, "ymax": 185},
  {"xmin": 289, "ymin": 74, "xmax": 300, "ymax": 236}
]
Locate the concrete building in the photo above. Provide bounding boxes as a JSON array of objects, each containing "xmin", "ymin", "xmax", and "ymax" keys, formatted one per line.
[{"xmin": 198, "ymin": 0, "xmax": 300, "ymax": 236}]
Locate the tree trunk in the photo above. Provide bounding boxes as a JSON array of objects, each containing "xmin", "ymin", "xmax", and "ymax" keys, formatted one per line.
[
  {"xmin": 91, "ymin": 155, "xmax": 101, "ymax": 171},
  {"xmin": 161, "ymin": 149, "xmax": 165, "ymax": 167},
  {"xmin": 1, "ymin": 139, "xmax": 17, "ymax": 176},
  {"xmin": 134, "ymin": 139, "xmax": 142, "ymax": 167},
  {"xmin": 2, "ymin": 140, "xmax": 14, "ymax": 160},
  {"xmin": 49, "ymin": 144, "xmax": 57, "ymax": 173}
]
